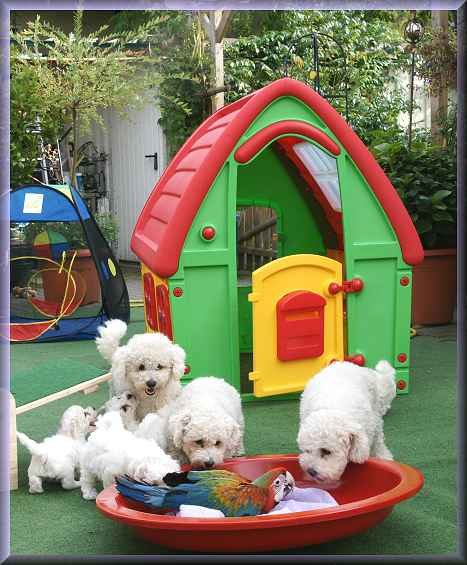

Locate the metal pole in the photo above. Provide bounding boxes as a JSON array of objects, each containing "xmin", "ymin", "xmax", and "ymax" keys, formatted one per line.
[
  {"xmin": 35, "ymin": 115, "xmax": 49, "ymax": 184},
  {"xmin": 408, "ymin": 47, "xmax": 416, "ymax": 151}
]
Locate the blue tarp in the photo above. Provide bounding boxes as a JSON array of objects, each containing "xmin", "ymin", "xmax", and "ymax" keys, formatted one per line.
[{"xmin": 10, "ymin": 314, "xmax": 108, "ymax": 342}]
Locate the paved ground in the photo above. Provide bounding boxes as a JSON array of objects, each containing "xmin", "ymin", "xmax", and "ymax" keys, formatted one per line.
[{"xmin": 120, "ymin": 261, "xmax": 143, "ymax": 301}]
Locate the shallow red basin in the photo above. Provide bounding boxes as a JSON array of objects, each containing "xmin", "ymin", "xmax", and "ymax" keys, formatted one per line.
[{"xmin": 96, "ymin": 454, "xmax": 424, "ymax": 553}]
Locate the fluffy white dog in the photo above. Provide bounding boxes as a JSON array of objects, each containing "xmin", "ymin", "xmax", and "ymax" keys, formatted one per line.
[
  {"xmin": 297, "ymin": 360, "xmax": 396, "ymax": 484},
  {"xmin": 97, "ymin": 390, "xmax": 139, "ymax": 431},
  {"xmin": 95, "ymin": 319, "xmax": 186, "ymax": 421},
  {"xmin": 166, "ymin": 376, "xmax": 245, "ymax": 469},
  {"xmin": 79, "ymin": 411, "xmax": 180, "ymax": 500},
  {"xmin": 17, "ymin": 405, "xmax": 97, "ymax": 494},
  {"xmin": 134, "ymin": 410, "xmax": 169, "ymax": 451}
]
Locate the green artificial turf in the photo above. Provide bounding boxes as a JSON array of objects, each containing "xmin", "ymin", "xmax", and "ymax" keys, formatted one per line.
[
  {"xmin": 9, "ymin": 329, "xmax": 458, "ymax": 557},
  {"xmin": 10, "ymin": 307, "xmax": 146, "ymax": 407}
]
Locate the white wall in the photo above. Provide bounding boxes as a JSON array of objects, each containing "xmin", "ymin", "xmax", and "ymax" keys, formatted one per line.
[{"xmin": 74, "ymin": 103, "xmax": 166, "ymax": 262}]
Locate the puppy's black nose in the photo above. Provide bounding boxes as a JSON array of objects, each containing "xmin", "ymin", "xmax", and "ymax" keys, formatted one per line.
[
  {"xmin": 126, "ymin": 393, "xmax": 134, "ymax": 400},
  {"xmin": 146, "ymin": 379, "xmax": 156, "ymax": 389},
  {"xmin": 307, "ymin": 467, "xmax": 318, "ymax": 478},
  {"xmin": 205, "ymin": 459, "xmax": 215, "ymax": 469}
]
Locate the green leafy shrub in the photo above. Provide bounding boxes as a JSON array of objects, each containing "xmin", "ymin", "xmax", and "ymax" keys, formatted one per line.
[
  {"xmin": 94, "ymin": 213, "xmax": 118, "ymax": 245},
  {"xmin": 224, "ymin": 11, "xmax": 410, "ymax": 145},
  {"xmin": 10, "ymin": 50, "xmax": 64, "ymax": 187},
  {"xmin": 371, "ymin": 140, "xmax": 456, "ymax": 250}
]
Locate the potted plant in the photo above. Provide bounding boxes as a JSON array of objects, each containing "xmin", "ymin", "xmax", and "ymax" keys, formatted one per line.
[{"xmin": 372, "ymin": 138, "xmax": 456, "ymax": 325}]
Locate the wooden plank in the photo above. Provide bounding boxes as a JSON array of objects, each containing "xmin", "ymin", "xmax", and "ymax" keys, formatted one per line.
[
  {"xmin": 237, "ymin": 247, "xmax": 277, "ymax": 258},
  {"xmin": 215, "ymin": 10, "xmax": 232, "ymax": 43},
  {"xmin": 16, "ymin": 372, "xmax": 112, "ymax": 415},
  {"xmin": 237, "ymin": 217, "xmax": 277, "ymax": 243}
]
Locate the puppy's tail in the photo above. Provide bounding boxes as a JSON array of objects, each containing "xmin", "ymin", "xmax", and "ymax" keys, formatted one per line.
[
  {"xmin": 375, "ymin": 360, "xmax": 396, "ymax": 378},
  {"xmin": 374, "ymin": 360, "xmax": 397, "ymax": 415},
  {"xmin": 95, "ymin": 319, "xmax": 128, "ymax": 362},
  {"xmin": 16, "ymin": 431, "xmax": 44, "ymax": 458}
]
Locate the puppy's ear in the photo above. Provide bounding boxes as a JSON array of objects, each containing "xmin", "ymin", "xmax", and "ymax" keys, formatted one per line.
[
  {"xmin": 68, "ymin": 412, "xmax": 86, "ymax": 439},
  {"xmin": 169, "ymin": 344, "xmax": 186, "ymax": 381},
  {"xmin": 170, "ymin": 412, "xmax": 191, "ymax": 449},
  {"xmin": 110, "ymin": 347, "xmax": 129, "ymax": 394},
  {"xmin": 226, "ymin": 421, "xmax": 242, "ymax": 457},
  {"xmin": 347, "ymin": 424, "xmax": 370, "ymax": 464}
]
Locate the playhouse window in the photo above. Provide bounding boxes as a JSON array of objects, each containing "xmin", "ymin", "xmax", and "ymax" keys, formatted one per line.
[
  {"xmin": 236, "ymin": 206, "xmax": 278, "ymax": 281},
  {"xmin": 292, "ymin": 142, "xmax": 342, "ymax": 212}
]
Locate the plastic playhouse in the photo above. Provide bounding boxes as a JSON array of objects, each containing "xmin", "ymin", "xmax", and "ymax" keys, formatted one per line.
[
  {"xmin": 131, "ymin": 78, "xmax": 423, "ymax": 398},
  {"xmin": 9, "ymin": 184, "xmax": 130, "ymax": 342}
]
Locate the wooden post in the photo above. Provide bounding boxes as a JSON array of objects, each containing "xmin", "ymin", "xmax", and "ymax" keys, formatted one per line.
[
  {"xmin": 201, "ymin": 10, "xmax": 232, "ymax": 113},
  {"xmin": 10, "ymin": 392, "xmax": 18, "ymax": 491},
  {"xmin": 430, "ymin": 11, "xmax": 449, "ymax": 145}
]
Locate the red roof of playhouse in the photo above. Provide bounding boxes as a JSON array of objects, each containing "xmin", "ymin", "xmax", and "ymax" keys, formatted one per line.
[{"xmin": 131, "ymin": 78, "xmax": 424, "ymax": 278}]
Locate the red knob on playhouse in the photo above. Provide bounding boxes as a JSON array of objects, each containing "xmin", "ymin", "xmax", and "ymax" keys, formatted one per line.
[{"xmin": 201, "ymin": 226, "xmax": 216, "ymax": 240}]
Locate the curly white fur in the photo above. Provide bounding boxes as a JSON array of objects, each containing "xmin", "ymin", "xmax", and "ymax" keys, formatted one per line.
[
  {"xmin": 166, "ymin": 377, "xmax": 245, "ymax": 469},
  {"xmin": 95, "ymin": 319, "xmax": 127, "ymax": 362},
  {"xmin": 96, "ymin": 320, "xmax": 186, "ymax": 421},
  {"xmin": 79, "ymin": 411, "xmax": 180, "ymax": 500},
  {"xmin": 297, "ymin": 360, "xmax": 396, "ymax": 484},
  {"xmin": 134, "ymin": 410, "xmax": 169, "ymax": 451},
  {"xmin": 17, "ymin": 405, "xmax": 97, "ymax": 494},
  {"xmin": 97, "ymin": 390, "xmax": 139, "ymax": 431}
]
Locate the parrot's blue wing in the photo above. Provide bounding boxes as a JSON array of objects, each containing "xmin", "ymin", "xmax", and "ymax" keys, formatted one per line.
[{"xmin": 115, "ymin": 475, "xmax": 169, "ymax": 509}]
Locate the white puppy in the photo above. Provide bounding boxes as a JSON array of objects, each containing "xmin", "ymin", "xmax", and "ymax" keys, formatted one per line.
[
  {"xmin": 96, "ymin": 319, "xmax": 186, "ymax": 421},
  {"xmin": 17, "ymin": 405, "xmax": 97, "ymax": 494},
  {"xmin": 166, "ymin": 377, "xmax": 245, "ymax": 469},
  {"xmin": 97, "ymin": 390, "xmax": 138, "ymax": 431},
  {"xmin": 134, "ymin": 410, "xmax": 169, "ymax": 451},
  {"xmin": 297, "ymin": 360, "xmax": 396, "ymax": 484},
  {"xmin": 79, "ymin": 411, "xmax": 180, "ymax": 500}
]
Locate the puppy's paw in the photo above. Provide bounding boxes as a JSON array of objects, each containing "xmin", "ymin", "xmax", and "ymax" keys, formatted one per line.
[
  {"xmin": 81, "ymin": 488, "xmax": 98, "ymax": 500},
  {"xmin": 29, "ymin": 485, "xmax": 44, "ymax": 494}
]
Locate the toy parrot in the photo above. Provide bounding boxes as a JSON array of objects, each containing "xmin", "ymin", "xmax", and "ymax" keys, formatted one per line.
[{"xmin": 115, "ymin": 467, "xmax": 295, "ymax": 517}]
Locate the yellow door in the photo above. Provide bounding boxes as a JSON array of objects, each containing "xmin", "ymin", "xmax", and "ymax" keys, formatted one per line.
[{"xmin": 248, "ymin": 254, "xmax": 344, "ymax": 397}]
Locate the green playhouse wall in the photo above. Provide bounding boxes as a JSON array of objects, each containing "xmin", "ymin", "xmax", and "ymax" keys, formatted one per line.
[{"xmin": 168, "ymin": 94, "xmax": 413, "ymax": 396}]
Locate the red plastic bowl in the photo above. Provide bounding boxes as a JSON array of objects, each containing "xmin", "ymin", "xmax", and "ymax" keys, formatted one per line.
[{"xmin": 96, "ymin": 454, "xmax": 423, "ymax": 553}]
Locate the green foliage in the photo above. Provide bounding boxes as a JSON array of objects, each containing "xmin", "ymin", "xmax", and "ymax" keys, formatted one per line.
[
  {"xmin": 108, "ymin": 10, "xmax": 417, "ymax": 155},
  {"xmin": 416, "ymin": 25, "xmax": 457, "ymax": 94},
  {"xmin": 10, "ymin": 10, "xmax": 166, "ymax": 186},
  {"xmin": 371, "ymin": 140, "xmax": 456, "ymax": 250},
  {"xmin": 224, "ymin": 11, "xmax": 411, "ymax": 145},
  {"xmin": 94, "ymin": 212, "xmax": 118, "ymax": 244},
  {"xmin": 10, "ymin": 49, "xmax": 63, "ymax": 187}
]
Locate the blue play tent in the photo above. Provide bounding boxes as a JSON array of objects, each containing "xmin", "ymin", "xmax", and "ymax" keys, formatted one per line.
[{"xmin": 10, "ymin": 184, "xmax": 130, "ymax": 342}]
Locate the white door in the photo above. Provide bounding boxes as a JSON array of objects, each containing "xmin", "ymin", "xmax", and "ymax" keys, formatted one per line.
[{"xmin": 107, "ymin": 103, "xmax": 165, "ymax": 262}]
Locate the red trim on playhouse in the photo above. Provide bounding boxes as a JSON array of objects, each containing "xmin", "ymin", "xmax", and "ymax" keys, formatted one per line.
[
  {"xmin": 234, "ymin": 120, "xmax": 340, "ymax": 164},
  {"xmin": 131, "ymin": 78, "xmax": 423, "ymax": 278}
]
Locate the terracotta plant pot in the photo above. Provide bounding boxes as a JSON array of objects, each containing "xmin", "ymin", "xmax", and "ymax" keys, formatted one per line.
[{"xmin": 411, "ymin": 248, "xmax": 457, "ymax": 326}]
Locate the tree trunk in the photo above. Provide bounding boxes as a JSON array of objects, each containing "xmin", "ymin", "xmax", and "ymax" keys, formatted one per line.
[{"xmin": 430, "ymin": 10, "xmax": 449, "ymax": 146}]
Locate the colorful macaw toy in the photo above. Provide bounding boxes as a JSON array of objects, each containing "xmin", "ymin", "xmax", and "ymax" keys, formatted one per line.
[{"xmin": 115, "ymin": 467, "xmax": 295, "ymax": 517}]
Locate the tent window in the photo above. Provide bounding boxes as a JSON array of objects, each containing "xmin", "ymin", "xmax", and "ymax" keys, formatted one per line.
[
  {"xmin": 10, "ymin": 221, "xmax": 102, "ymax": 322},
  {"xmin": 293, "ymin": 142, "xmax": 342, "ymax": 212}
]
